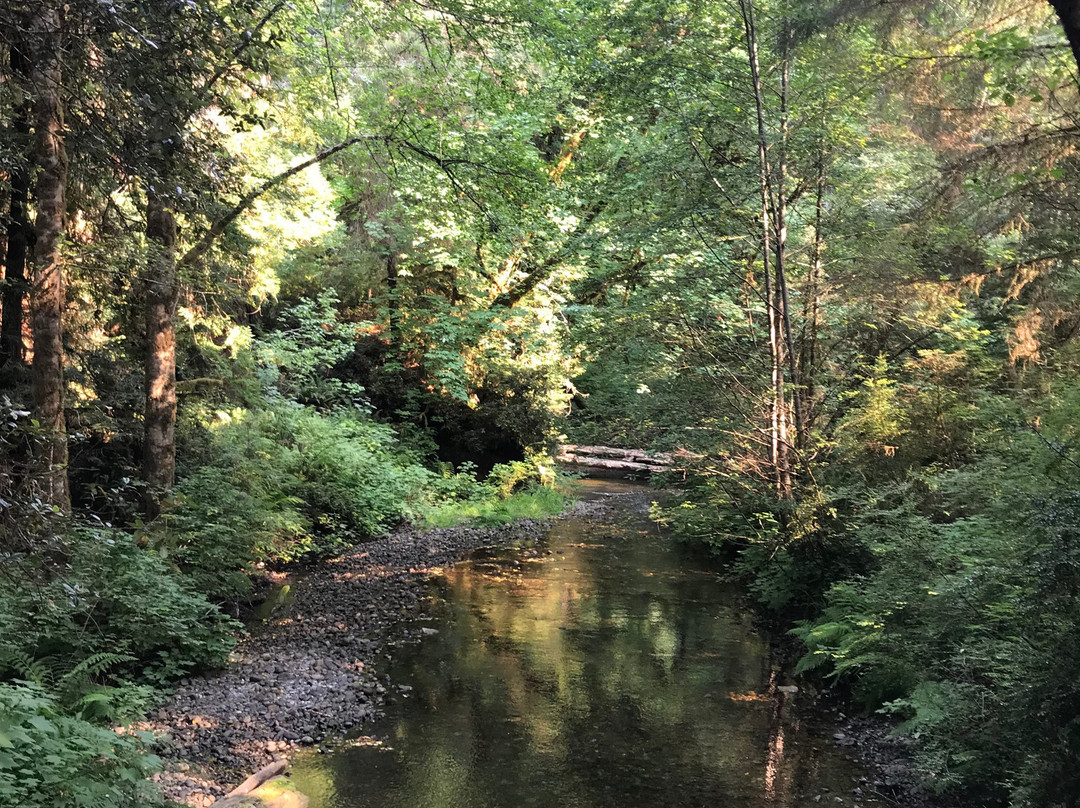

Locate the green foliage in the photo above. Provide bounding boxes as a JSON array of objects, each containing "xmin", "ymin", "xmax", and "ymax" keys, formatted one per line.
[
  {"xmin": 163, "ymin": 405, "xmax": 437, "ymax": 596},
  {"xmin": 0, "ymin": 529, "xmax": 225, "ymax": 808},
  {"xmin": 834, "ymin": 356, "xmax": 905, "ymax": 462},
  {"xmin": 422, "ymin": 484, "xmax": 567, "ymax": 529},
  {"xmin": 255, "ymin": 291, "xmax": 370, "ymax": 411},
  {"xmin": 0, "ymin": 527, "xmax": 237, "ymax": 686},
  {"xmin": 0, "ymin": 650, "xmax": 155, "ymax": 725},
  {"xmin": 488, "ymin": 456, "xmax": 557, "ymax": 497},
  {"xmin": 0, "ymin": 682, "xmax": 164, "ymax": 808},
  {"xmin": 420, "ymin": 459, "xmax": 569, "ymax": 528},
  {"xmin": 418, "ymin": 453, "xmax": 562, "ymax": 527},
  {"xmin": 7, "ymin": 0, "xmax": 1080, "ymax": 805},
  {"xmin": 788, "ymin": 406, "xmax": 1080, "ymax": 804}
]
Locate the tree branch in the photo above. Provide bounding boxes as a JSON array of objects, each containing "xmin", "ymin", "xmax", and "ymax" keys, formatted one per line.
[
  {"xmin": 177, "ymin": 135, "xmax": 384, "ymax": 270},
  {"xmin": 489, "ymin": 203, "xmax": 605, "ymax": 309},
  {"xmin": 203, "ymin": 1, "xmax": 289, "ymax": 96}
]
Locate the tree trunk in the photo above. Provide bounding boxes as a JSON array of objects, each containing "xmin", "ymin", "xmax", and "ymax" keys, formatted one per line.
[
  {"xmin": 775, "ymin": 40, "xmax": 804, "ymax": 452},
  {"xmin": 1, "ymin": 41, "xmax": 32, "ymax": 369},
  {"xmin": 144, "ymin": 192, "xmax": 178, "ymax": 508},
  {"xmin": 741, "ymin": 0, "xmax": 790, "ymax": 498},
  {"xmin": 386, "ymin": 248, "xmax": 400, "ymax": 346},
  {"xmin": 799, "ymin": 155, "xmax": 826, "ymax": 432},
  {"xmin": 28, "ymin": 0, "xmax": 70, "ymax": 511},
  {"xmin": 137, "ymin": 0, "xmax": 293, "ymax": 515},
  {"xmin": 1049, "ymin": 0, "xmax": 1080, "ymax": 74},
  {"xmin": 139, "ymin": 135, "xmax": 374, "ymax": 513}
]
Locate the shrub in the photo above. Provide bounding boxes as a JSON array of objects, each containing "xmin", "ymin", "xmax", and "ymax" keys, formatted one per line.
[
  {"xmin": 791, "ymin": 447, "xmax": 1080, "ymax": 804},
  {"xmin": 0, "ymin": 526, "xmax": 237, "ymax": 685},
  {"xmin": 161, "ymin": 405, "xmax": 438, "ymax": 596},
  {"xmin": 253, "ymin": 291, "xmax": 369, "ymax": 411},
  {"xmin": 0, "ymin": 682, "xmax": 164, "ymax": 808},
  {"xmin": 419, "ymin": 457, "xmax": 568, "ymax": 528}
]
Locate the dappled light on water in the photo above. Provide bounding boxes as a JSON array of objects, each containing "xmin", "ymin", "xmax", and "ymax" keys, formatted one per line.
[{"xmin": 291, "ymin": 481, "xmax": 876, "ymax": 808}]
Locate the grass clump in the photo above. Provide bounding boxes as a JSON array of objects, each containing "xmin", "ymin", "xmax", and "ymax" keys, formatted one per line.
[
  {"xmin": 423, "ymin": 483, "xmax": 568, "ymax": 528},
  {"xmin": 420, "ymin": 458, "xmax": 573, "ymax": 527}
]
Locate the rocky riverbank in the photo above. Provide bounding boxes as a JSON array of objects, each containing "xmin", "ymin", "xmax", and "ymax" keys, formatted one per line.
[
  {"xmin": 148, "ymin": 500, "xmax": 615, "ymax": 806},
  {"xmin": 148, "ymin": 488, "xmax": 938, "ymax": 808}
]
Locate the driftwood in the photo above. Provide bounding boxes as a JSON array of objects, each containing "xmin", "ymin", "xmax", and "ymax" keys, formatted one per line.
[
  {"xmin": 557, "ymin": 454, "xmax": 669, "ymax": 474},
  {"xmin": 571, "ymin": 445, "xmax": 667, "ymax": 462},
  {"xmin": 556, "ymin": 444, "xmax": 701, "ymax": 474},
  {"xmin": 212, "ymin": 759, "xmax": 306, "ymax": 808},
  {"xmin": 227, "ymin": 759, "xmax": 289, "ymax": 798}
]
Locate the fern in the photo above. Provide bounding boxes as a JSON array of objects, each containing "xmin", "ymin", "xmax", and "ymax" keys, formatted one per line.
[
  {"xmin": 0, "ymin": 648, "xmax": 49, "ymax": 685},
  {"xmin": 1, "ymin": 649, "xmax": 132, "ymax": 692},
  {"xmin": 0, "ymin": 648, "xmax": 149, "ymax": 723},
  {"xmin": 60, "ymin": 651, "xmax": 135, "ymax": 687},
  {"xmin": 0, "ymin": 682, "xmax": 165, "ymax": 808}
]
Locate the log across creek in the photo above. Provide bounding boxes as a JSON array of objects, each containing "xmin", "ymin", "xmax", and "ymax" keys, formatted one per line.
[{"xmin": 555, "ymin": 444, "xmax": 700, "ymax": 475}]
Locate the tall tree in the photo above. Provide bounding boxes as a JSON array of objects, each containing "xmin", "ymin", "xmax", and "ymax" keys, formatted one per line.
[
  {"xmin": 138, "ymin": 1, "xmax": 288, "ymax": 506},
  {"xmin": 774, "ymin": 27, "xmax": 804, "ymax": 449},
  {"xmin": 27, "ymin": 0, "xmax": 69, "ymax": 510},
  {"xmin": 143, "ymin": 193, "xmax": 178, "ymax": 497},
  {"xmin": 741, "ymin": 0, "xmax": 791, "ymax": 497}
]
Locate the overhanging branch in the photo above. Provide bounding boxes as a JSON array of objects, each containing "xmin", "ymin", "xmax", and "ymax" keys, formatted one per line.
[{"xmin": 177, "ymin": 134, "xmax": 387, "ymax": 270}]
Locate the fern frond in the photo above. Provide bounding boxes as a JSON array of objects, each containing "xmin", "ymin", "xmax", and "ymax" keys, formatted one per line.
[
  {"xmin": 0, "ymin": 649, "xmax": 49, "ymax": 685},
  {"xmin": 61, "ymin": 652, "xmax": 135, "ymax": 686}
]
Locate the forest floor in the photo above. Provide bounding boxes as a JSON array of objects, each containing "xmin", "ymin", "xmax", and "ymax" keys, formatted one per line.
[{"xmin": 145, "ymin": 499, "xmax": 615, "ymax": 806}]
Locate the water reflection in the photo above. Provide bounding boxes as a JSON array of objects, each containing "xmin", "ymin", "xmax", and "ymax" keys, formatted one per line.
[{"xmin": 291, "ymin": 482, "xmax": 875, "ymax": 808}]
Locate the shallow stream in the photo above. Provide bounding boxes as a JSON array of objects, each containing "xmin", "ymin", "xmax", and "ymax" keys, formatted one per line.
[{"xmin": 290, "ymin": 480, "xmax": 878, "ymax": 808}]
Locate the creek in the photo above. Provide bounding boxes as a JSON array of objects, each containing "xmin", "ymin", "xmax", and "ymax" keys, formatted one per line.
[{"xmin": 289, "ymin": 480, "xmax": 879, "ymax": 808}]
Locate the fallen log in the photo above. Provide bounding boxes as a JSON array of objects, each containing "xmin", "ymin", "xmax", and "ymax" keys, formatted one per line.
[
  {"xmin": 556, "ymin": 444, "xmax": 705, "ymax": 476},
  {"xmin": 560, "ymin": 445, "xmax": 673, "ymax": 464},
  {"xmin": 226, "ymin": 759, "xmax": 289, "ymax": 799},
  {"xmin": 555, "ymin": 453, "xmax": 669, "ymax": 474}
]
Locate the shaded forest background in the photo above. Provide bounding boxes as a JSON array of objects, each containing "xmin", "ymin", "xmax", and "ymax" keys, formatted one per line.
[{"xmin": 4, "ymin": 0, "xmax": 1080, "ymax": 805}]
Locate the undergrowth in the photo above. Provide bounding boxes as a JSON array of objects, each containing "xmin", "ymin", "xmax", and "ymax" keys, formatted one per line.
[
  {"xmin": 422, "ymin": 483, "xmax": 568, "ymax": 528},
  {"xmin": 657, "ymin": 376, "xmax": 1080, "ymax": 807}
]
